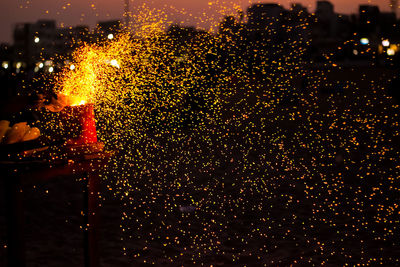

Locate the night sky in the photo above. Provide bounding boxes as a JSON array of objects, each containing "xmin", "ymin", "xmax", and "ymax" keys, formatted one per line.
[{"xmin": 0, "ymin": 0, "xmax": 394, "ymax": 43}]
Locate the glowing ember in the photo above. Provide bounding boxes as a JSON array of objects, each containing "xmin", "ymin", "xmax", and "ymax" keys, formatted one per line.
[
  {"xmin": 62, "ymin": 94, "xmax": 87, "ymax": 107},
  {"xmin": 71, "ymin": 100, "xmax": 87, "ymax": 106}
]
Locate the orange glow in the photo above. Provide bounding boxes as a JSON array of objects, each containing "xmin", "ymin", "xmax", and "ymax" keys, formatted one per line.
[
  {"xmin": 69, "ymin": 97, "xmax": 87, "ymax": 106},
  {"xmin": 71, "ymin": 100, "xmax": 87, "ymax": 106},
  {"xmin": 55, "ymin": 47, "xmax": 102, "ymax": 106},
  {"xmin": 55, "ymin": 34, "xmax": 135, "ymax": 108},
  {"xmin": 57, "ymin": 93, "xmax": 88, "ymax": 107}
]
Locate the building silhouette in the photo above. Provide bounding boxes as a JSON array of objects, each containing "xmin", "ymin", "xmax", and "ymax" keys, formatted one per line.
[
  {"xmin": 2, "ymin": 1, "xmax": 400, "ymax": 71},
  {"xmin": 13, "ymin": 20, "xmax": 91, "ymax": 68}
]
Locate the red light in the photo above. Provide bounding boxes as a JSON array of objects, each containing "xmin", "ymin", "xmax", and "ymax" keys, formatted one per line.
[{"xmin": 60, "ymin": 104, "xmax": 97, "ymax": 145}]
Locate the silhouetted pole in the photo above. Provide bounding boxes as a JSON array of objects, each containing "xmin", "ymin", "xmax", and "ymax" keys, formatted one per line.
[
  {"xmin": 390, "ymin": 0, "xmax": 398, "ymax": 14},
  {"xmin": 124, "ymin": 0, "xmax": 130, "ymax": 27}
]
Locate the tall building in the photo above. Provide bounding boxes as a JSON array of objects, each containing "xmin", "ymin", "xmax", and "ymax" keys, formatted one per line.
[
  {"xmin": 247, "ymin": 3, "xmax": 284, "ymax": 32},
  {"xmin": 13, "ymin": 20, "xmax": 57, "ymax": 65},
  {"xmin": 246, "ymin": 3, "xmax": 286, "ymax": 46},
  {"xmin": 316, "ymin": 1, "xmax": 334, "ymax": 18},
  {"xmin": 314, "ymin": 1, "xmax": 337, "ymax": 38},
  {"xmin": 0, "ymin": 44, "xmax": 13, "ymax": 62},
  {"xmin": 95, "ymin": 20, "xmax": 122, "ymax": 42},
  {"xmin": 358, "ymin": 5, "xmax": 380, "ymax": 35},
  {"xmin": 13, "ymin": 20, "xmax": 89, "ymax": 66}
]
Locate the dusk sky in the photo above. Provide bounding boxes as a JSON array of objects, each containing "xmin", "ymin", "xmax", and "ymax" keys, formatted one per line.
[{"xmin": 0, "ymin": 0, "xmax": 394, "ymax": 43}]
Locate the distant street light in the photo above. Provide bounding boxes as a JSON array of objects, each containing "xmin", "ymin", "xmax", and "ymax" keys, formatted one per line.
[
  {"xmin": 360, "ymin": 38, "xmax": 370, "ymax": 45},
  {"xmin": 387, "ymin": 48, "xmax": 396, "ymax": 56},
  {"xmin": 382, "ymin": 39, "xmax": 390, "ymax": 47},
  {"xmin": 34, "ymin": 37, "xmax": 40, "ymax": 43},
  {"xmin": 107, "ymin": 33, "xmax": 114, "ymax": 40},
  {"xmin": 49, "ymin": 66, "xmax": 54, "ymax": 73},
  {"xmin": 70, "ymin": 64, "xmax": 76, "ymax": 70}
]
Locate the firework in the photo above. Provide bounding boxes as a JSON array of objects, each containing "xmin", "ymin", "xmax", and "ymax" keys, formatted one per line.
[{"xmin": 23, "ymin": 2, "xmax": 400, "ymax": 265}]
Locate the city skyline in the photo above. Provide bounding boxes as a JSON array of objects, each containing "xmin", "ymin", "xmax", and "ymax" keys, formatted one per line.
[{"xmin": 0, "ymin": 0, "xmax": 395, "ymax": 43}]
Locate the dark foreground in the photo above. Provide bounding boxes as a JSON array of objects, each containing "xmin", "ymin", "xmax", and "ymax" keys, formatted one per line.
[{"xmin": 1, "ymin": 66, "xmax": 400, "ymax": 266}]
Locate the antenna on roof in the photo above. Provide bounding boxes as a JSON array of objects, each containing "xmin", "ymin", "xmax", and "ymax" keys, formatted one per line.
[
  {"xmin": 390, "ymin": 0, "xmax": 398, "ymax": 15},
  {"xmin": 124, "ymin": 0, "xmax": 130, "ymax": 27}
]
